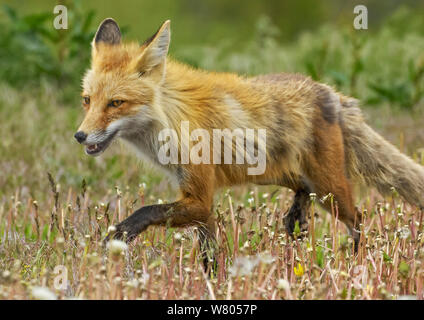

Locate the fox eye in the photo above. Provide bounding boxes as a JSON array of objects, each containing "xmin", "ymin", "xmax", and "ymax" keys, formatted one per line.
[
  {"xmin": 108, "ymin": 100, "xmax": 124, "ymax": 108},
  {"xmin": 83, "ymin": 96, "xmax": 90, "ymax": 105}
]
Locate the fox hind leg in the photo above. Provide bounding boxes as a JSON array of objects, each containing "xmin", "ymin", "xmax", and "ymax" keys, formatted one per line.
[
  {"xmin": 284, "ymin": 189, "xmax": 311, "ymax": 237},
  {"xmin": 304, "ymin": 118, "xmax": 361, "ymax": 251},
  {"xmin": 197, "ymin": 216, "xmax": 217, "ymax": 274}
]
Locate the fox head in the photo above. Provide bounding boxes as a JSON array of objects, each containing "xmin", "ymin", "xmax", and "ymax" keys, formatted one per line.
[{"xmin": 75, "ymin": 18, "xmax": 171, "ymax": 156}]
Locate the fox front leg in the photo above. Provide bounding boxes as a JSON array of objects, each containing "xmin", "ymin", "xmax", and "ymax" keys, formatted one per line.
[
  {"xmin": 105, "ymin": 203, "xmax": 173, "ymax": 242},
  {"xmin": 104, "ymin": 198, "xmax": 212, "ymax": 243}
]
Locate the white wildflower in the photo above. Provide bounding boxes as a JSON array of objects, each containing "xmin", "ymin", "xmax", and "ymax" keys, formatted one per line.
[
  {"xmin": 398, "ymin": 295, "xmax": 417, "ymax": 300},
  {"xmin": 174, "ymin": 232, "xmax": 182, "ymax": 241},
  {"xmin": 229, "ymin": 256, "xmax": 259, "ymax": 277},
  {"xmin": 139, "ymin": 273, "xmax": 150, "ymax": 286},
  {"xmin": 107, "ymin": 239, "xmax": 128, "ymax": 255},
  {"xmin": 320, "ymin": 193, "xmax": 333, "ymax": 203},
  {"xmin": 31, "ymin": 286, "xmax": 57, "ymax": 300},
  {"xmin": 277, "ymin": 279, "xmax": 290, "ymax": 291},
  {"xmin": 107, "ymin": 225, "xmax": 117, "ymax": 233},
  {"xmin": 126, "ymin": 279, "xmax": 139, "ymax": 288},
  {"xmin": 258, "ymin": 252, "xmax": 275, "ymax": 264},
  {"xmin": 399, "ymin": 226, "xmax": 411, "ymax": 239}
]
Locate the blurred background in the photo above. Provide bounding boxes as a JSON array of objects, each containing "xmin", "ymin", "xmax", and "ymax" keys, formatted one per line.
[{"xmin": 0, "ymin": 0, "xmax": 423, "ymax": 201}]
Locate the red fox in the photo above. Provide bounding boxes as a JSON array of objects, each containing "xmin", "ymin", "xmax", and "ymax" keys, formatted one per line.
[{"xmin": 75, "ymin": 18, "xmax": 424, "ymax": 253}]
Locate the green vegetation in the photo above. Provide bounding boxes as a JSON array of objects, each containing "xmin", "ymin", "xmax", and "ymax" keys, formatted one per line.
[
  {"xmin": 0, "ymin": 1, "xmax": 423, "ymax": 300},
  {"xmin": 1, "ymin": 3, "xmax": 424, "ymax": 108}
]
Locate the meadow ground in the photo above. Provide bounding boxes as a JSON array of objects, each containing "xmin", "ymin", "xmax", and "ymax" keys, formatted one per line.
[{"xmin": 0, "ymin": 86, "xmax": 423, "ymax": 300}]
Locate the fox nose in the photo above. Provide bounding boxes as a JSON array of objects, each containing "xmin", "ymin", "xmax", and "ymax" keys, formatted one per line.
[{"xmin": 74, "ymin": 131, "xmax": 87, "ymax": 144}]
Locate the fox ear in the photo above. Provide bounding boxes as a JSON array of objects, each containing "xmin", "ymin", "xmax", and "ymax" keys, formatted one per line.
[
  {"xmin": 135, "ymin": 20, "xmax": 171, "ymax": 77},
  {"xmin": 93, "ymin": 18, "xmax": 121, "ymax": 47}
]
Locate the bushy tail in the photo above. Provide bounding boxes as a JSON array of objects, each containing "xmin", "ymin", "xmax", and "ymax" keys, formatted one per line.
[{"xmin": 340, "ymin": 97, "xmax": 424, "ymax": 209}]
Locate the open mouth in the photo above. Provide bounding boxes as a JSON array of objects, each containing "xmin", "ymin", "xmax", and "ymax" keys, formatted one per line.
[{"xmin": 85, "ymin": 132, "xmax": 117, "ymax": 156}]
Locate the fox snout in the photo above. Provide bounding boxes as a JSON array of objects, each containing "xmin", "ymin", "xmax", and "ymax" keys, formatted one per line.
[
  {"xmin": 74, "ymin": 127, "xmax": 118, "ymax": 156},
  {"xmin": 74, "ymin": 131, "xmax": 87, "ymax": 144}
]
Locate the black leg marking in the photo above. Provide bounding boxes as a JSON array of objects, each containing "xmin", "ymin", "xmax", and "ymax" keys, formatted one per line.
[
  {"xmin": 284, "ymin": 189, "xmax": 311, "ymax": 237},
  {"xmin": 198, "ymin": 224, "xmax": 217, "ymax": 274},
  {"xmin": 104, "ymin": 204, "xmax": 173, "ymax": 243}
]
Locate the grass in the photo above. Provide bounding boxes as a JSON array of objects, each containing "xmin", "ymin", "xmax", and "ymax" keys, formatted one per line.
[
  {"xmin": 0, "ymin": 85, "xmax": 423, "ymax": 300},
  {"xmin": 0, "ymin": 172, "xmax": 423, "ymax": 299}
]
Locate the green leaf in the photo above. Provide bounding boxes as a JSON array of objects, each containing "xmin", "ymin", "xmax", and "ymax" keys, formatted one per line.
[
  {"xmin": 399, "ymin": 261, "xmax": 410, "ymax": 277},
  {"xmin": 383, "ymin": 251, "xmax": 392, "ymax": 263},
  {"xmin": 2, "ymin": 4, "xmax": 18, "ymax": 21},
  {"xmin": 41, "ymin": 224, "xmax": 49, "ymax": 241},
  {"xmin": 293, "ymin": 220, "xmax": 300, "ymax": 236}
]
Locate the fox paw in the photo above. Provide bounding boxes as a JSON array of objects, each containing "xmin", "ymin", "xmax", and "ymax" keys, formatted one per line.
[{"xmin": 103, "ymin": 222, "xmax": 140, "ymax": 244}]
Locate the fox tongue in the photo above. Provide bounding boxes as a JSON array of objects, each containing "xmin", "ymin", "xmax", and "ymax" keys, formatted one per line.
[{"xmin": 87, "ymin": 144, "xmax": 98, "ymax": 151}]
